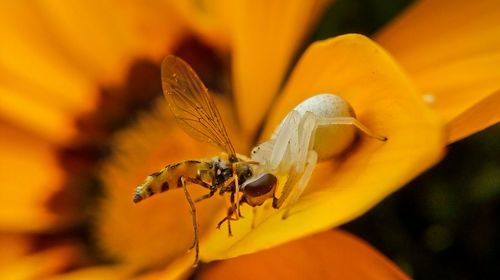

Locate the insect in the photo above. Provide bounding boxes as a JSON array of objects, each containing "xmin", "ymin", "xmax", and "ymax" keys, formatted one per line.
[
  {"xmin": 133, "ymin": 55, "xmax": 277, "ymax": 266},
  {"xmin": 133, "ymin": 55, "xmax": 387, "ymax": 266}
]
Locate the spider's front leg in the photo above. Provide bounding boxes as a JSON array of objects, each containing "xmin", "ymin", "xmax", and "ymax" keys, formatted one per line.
[
  {"xmin": 316, "ymin": 116, "xmax": 387, "ymax": 142},
  {"xmin": 265, "ymin": 110, "xmax": 319, "ymax": 215}
]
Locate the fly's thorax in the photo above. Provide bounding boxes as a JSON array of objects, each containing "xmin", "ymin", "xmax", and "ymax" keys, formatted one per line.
[
  {"xmin": 293, "ymin": 93, "xmax": 357, "ymax": 160},
  {"xmin": 210, "ymin": 155, "xmax": 233, "ymax": 187},
  {"xmin": 209, "ymin": 154, "xmax": 255, "ymax": 189}
]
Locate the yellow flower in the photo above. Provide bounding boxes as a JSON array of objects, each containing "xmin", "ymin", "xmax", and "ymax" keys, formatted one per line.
[{"xmin": 0, "ymin": 0, "xmax": 498, "ymax": 279}]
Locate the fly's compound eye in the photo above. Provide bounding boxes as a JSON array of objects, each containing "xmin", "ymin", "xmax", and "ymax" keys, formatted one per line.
[{"xmin": 242, "ymin": 173, "xmax": 277, "ymax": 197}]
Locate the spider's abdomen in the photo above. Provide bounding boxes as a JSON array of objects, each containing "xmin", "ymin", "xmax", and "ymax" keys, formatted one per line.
[{"xmin": 293, "ymin": 94, "xmax": 357, "ymax": 160}]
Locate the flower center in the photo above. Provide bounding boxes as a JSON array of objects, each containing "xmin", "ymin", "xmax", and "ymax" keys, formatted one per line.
[{"xmin": 46, "ymin": 36, "xmax": 228, "ymax": 250}]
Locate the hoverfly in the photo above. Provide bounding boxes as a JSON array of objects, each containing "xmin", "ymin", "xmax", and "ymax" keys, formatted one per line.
[
  {"xmin": 133, "ymin": 55, "xmax": 279, "ymax": 266},
  {"xmin": 133, "ymin": 55, "xmax": 388, "ymax": 267}
]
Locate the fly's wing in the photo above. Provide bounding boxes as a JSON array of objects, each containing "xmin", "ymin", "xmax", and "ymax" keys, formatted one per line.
[{"xmin": 161, "ymin": 55, "xmax": 236, "ymax": 158}]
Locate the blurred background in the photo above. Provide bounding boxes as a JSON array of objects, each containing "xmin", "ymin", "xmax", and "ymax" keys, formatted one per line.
[
  {"xmin": 0, "ymin": 1, "xmax": 498, "ymax": 279},
  {"xmin": 314, "ymin": 1, "xmax": 500, "ymax": 279}
]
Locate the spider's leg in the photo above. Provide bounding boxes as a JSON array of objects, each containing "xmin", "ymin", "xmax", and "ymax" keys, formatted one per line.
[
  {"xmin": 282, "ymin": 150, "xmax": 318, "ymax": 219},
  {"xmin": 295, "ymin": 111, "xmax": 317, "ymax": 172},
  {"xmin": 269, "ymin": 110, "xmax": 301, "ymax": 170},
  {"xmin": 273, "ymin": 112, "xmax": 318, "ymax": 210},
  {"xmin": 317, "ymin": 117, "xmax": 387, "ymax": 141}
]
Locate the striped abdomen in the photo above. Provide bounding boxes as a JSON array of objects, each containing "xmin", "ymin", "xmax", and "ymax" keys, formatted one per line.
[{"xmin": 133, "ymin": 160, "xmax": 211, "ymax": 203}]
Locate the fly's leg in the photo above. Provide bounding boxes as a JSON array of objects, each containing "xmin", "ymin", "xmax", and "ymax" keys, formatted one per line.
[
  {"xmin": 217, "ymin": 175, "xmax": 239, "ymax": 235},
  {"xmin": 180, "ymin": 176, "xmax": 199, "ymax": 267},
  {"xmin": 317, "ymin": 117, "xmax": 387, "ymax": 141},
  {"xmin": 184, "ymin": 177, "xmax": 216, "ymax": 203},
  {"xmin": 194, "ymin": 189, "xmax": 216, "ymax": 203},
  {"xmin": 233, "ymin": 172, "xmax": 241, "ymax": 219},
  {"xmin": 232, "ymin": 160, "xmax": 259, "ymax": 218},
  {"xmin": 216, "ymin": 204, "xmax": 237, "ymax": 236}
]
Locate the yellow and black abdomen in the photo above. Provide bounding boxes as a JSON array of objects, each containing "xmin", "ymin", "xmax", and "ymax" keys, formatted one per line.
[{"xmin": 133, "ymin": 160, "xmax": 211, "ymax": 203}]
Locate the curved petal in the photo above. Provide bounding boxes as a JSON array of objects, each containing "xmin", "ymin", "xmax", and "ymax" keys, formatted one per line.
[
  {"xmin": 0, "ymin": 2, "xmax": 95, "ymax": 143},
  {"xmin": 0, "ymin": 245, "xmax": 84, "ymax": 279},
  {"xmin": 0, "ymin": 85, "xmax": 78, "ymax": 144},
  {"xmin": 448, "ymin": 90, "xmax": 500, "ymax": 143},
  {"xmin": 0, "ymin": 234, "xmax": 33, "ymax": 265},
  {"xmin": 0, "ymin": 122, "xmax": 80, "ymax": 232},
  {"xmin": 232, "ymin": 0, "xmax": 332, "ymax": 137},
  {"xmin": 200, "ymin": 230, "xmax": 410, "ymax": 280},
  {"xmin": 376, "ymin": 0, "xmax": 500, "ymax": 126},
  {"xmin": 34, "ymin": 0, "xmax": 186, "ymax": 85},
  {"xmin": 0, "ymin": 1, "xmax": 187, "ymax": 144},
  {"xmin": 202, "ymin": 34, "xmax": 444, "ymax": 260},
  {"xmin": 49, "ymin": 266, "xmax": 131, "ymax": 280},
  {"xmin": 168, "ymin": 0, "xmax": 233, "ymax": 50}
]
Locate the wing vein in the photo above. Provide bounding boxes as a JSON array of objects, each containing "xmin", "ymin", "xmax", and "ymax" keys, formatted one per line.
[{"xmin": 161, "ymin": 55, "xmax": 236, "ymax": 157}]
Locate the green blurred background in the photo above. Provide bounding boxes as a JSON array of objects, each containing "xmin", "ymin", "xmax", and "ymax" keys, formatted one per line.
[{"xmin": 308, "ymin": 0, "xmax": 500, "ymax": 279}]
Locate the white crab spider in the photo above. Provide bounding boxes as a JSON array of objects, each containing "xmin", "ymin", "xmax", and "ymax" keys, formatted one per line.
[{"xmin": 249, "ymin": 94, "xmax": 387, "ymax": 218}]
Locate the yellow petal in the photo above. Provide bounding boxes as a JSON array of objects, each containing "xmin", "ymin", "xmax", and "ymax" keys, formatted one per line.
[
  {"xmin": 202, "ymin": 34, "xmax": 444, "ymax": 260},
  {"xmin": 232, "ymin": 0, "xmax": 332, "ymax": 137},
  {"xmin": 0, "ymin": 122, "xmax": 79, "ymax": 231},
  {"xmin": 200, "ymin": 230, "xmax": 410, "ymax": 280},
  {"xmin": 376, "ymin": 0, "xmax": 500, "ymax": 124},
  {"xmin": 448, "ymin": 90, "xmax": 500, "ymax": 143},
  {"xmin": 95, "ymin": 97, "xmax": 245, "ymax": 271}
]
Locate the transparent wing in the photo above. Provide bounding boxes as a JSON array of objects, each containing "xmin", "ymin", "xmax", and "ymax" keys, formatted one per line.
[{"xmin": 161, "ymin": 55, "xmax": 236, "ymax": 157}]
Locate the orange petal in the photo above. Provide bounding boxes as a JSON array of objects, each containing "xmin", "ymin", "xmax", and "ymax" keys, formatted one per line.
[
  {"xmin": 202, "ymin": 34, "xmax": 444, "ymax": 260},
  {"xmin": 376, "ymin": 0, "xmax": 500, "ymax": 125},
  {"xmin": 0, "ymin": 244, "xmax": 84, "ymax": 279},
  {"xmin": 134, "ymin": 255, "xmax": 195, "ymax": 280},
  {"xmin": 0, "ymin": 234, "xmax": 33, "ymax": 265},
  {"xmin": 34, "ymin": 1, "xmax": 185, "ymax": 85},
  {"xmin": 95, "ymin": 97, "xmax": 245, "ymax": 271},
  {"xmin": 200, "ymin": 230, "xmax": 410, "ymax": 280},
  {"xmin": 0, "ymin": 2, "xmax": 99, "ymax": 143},
  {"xmin": 168, "ymin": 0, "xmax": 233, "ymax": 51},
  {"xmin": 448, "ymin": 90, "xmax": 500, "ymax": 143},
  {"xmin": 0, "ymin": 85, "xmax": 78, "ymax": 144},
  {"xmin": 232, "ymin": 0, "xmax": 332, "ymax": 137},
  {"xmin": 0, "ymin": 2, "xmax": 96, "ymax": 109},
  {"xmin": 49, "ymin": 266, "xmax": 131, "ymax": 280},
  {"xmin": 0, "ymin": 122, "xmax": 78, "ymax": 231}
]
